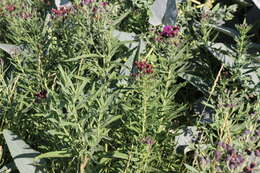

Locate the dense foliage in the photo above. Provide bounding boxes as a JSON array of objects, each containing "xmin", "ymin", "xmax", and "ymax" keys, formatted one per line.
[{"xmin": 0, "ymin": 0, "xmax": 259, "ymax": 172}]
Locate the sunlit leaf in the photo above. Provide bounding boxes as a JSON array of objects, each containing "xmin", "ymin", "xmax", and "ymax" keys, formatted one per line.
[
  {"xmin": 252, "ymin": 0, "xmax": 260, "ymax": 9},
  {"xmin": 149, "ymin": 0, "xmax": 178, "ymax": 26},
  {"xmin": 3, "ymin": 129, "xmax": 46, "ymax": 173},
  {"xmin": 34, "ymin": 151, "xmax": 71, "ymax": 161}
]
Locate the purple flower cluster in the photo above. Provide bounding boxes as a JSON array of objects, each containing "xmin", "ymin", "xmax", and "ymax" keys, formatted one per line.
[
  {"xmin": 82, "ymin": 0, "xmax": 95, "ymax": 4},
  {"xmin": 35, "ymin": 90, "xmax": 47, "ymax": 102},
  {"xmin": 5, "ymin": 5, "xmax": 16, "ymax": 12},
  {"xmin": 51, "ymin": 7, "xmax": 71, "ymax": 17},
  {"xmin": 141, "ymin": 136, "xmax": 155, "ymax": 146},
  {"xmin": 214, "ymin": 141, "xmax": 260, "ymax": 172},
  {"xmin": 82, "ymin": 0, "xmax": 108, "ymax": 7},
  {"xmin": 134, "ymin": 61, "xmax": 154, "ymax": 76},
  {"xmin": 159, "ymin": 25, "xmax": 180, "ymax": 38}
]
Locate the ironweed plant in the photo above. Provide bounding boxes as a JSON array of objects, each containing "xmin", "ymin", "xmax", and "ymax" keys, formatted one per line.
[{"xmin": 0, "ymin": 0, "xmax": 260, "ymax": 173}]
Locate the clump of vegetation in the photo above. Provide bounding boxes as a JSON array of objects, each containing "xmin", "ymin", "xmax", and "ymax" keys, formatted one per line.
[{"xmin": 0, "ymin": 0, "xmax": 259, "ymax": 172}]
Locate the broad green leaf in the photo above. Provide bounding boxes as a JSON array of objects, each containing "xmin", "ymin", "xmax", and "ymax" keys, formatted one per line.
[
  {"xmin": 3, "ymin": 129, "xmax": 45, "ymax": 173},
  {"xmin": 34, "ymin": 151, "xmax": 71, "ymax": 161},
  {"xmin": 149, "ymin": 0, "xmax": 178, "ymax": 26}
]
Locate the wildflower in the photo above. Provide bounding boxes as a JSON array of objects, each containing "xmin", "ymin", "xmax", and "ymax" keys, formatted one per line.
[
  {"xmin": 82, "ymin": 0, "xmax": 95, "ymax": 5},
  {"xmin": 5, "ymin": 5, "xmax": 16, "ymax": 12},
  {"xmin": 21, "ymin": 12, "xmax": 32, "ymax": 19},
  {"xmin": 154, "ymin": 36, "xmax": 163, "ymax": 42},
  {"xmin": 255, "ymin": 150, "xmax": 260, "ymax": 157},
  {"xmin": 214, "ymin": 150, "xmax": 222, "ymax": 161},
  {"xmin": 225, "ymin": 144, "xmax": 235, "ymax": 154},
  {"xmin": 159, "ymin": 25, "xmax": 180, "ymax": 38},
  {"xmin": 217, "ymin": 141, "xmax": 225, "ymax": 148},
  {"xmin": 51, "ymin": 7, "xmax": 70, "ymax": 17},
  {"xmin": 141, "ymin": 136, "xmax": 155, "ymax": 146},
  {"xmin": 227, "ymin": 153, "xmax": 244, "ymax": 169},
  {"xmin": 35, "ymin": 90, "xmax": 47, "ymax": 100},
  {"xmin": 255, "ymin": 130, "xmax": 260, "ymax": 137},
  {"xmin": 242, "ymin": 130, "xmax": 251, "ymax": 136},
  {"xmin": 134, "ymin": 61, "xmax": 154, "ymax": 75},
  {"xmin": 100, "ymin": 2, "xmax": 108, "ymax": 6}
]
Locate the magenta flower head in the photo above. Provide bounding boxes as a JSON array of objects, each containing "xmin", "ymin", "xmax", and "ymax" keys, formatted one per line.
[
  {"xmin": 5, "ymin": 5, "xmax": 16, "ymax": 12},
  {"xmin": 160, "ymin": 25, "xmax": 180, "ymax": 38},
  {"xmin": 134, "ymin": 61, "xmax": 154, "ymax": 75},
  {"xmin": 82, "ymin": 0, "xmax": 95, "ymax": 5},
  {"xmin": 141, "ymin": 136, "xmax": 155, "ymax": 146},
  {"xmin": 214, "ymin": 150, "xmax": 222, "ymax": 161},
  {"xmin": 100, "ymin": 2, "xmax": 109, "ymax": 7}
]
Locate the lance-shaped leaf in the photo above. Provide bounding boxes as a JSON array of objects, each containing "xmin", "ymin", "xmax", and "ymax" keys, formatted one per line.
[
  {"xmin": 149, "ymin": 0, "xmax": 178, "ymax": 26},
  {"xmin": 112, "ymin": 30, "xmax": 146, "ymax": 85},
  {"xmin": 209, "ymin": 24, "xmax": 239, "ymax": 38},
  {"xmin": 178, "ymin": 71, "xmax": 211, "ymax": 94},
  {"xmin": 3, "ymin": 129, "xmax": 46, "ymax": 173},
  {"xmin": 42, "ymin": 13, "xmax": 52, "ymax": 37},
  {"xmin": 55, "ymin": 0, "xmax": 72, "ymax": 9}
]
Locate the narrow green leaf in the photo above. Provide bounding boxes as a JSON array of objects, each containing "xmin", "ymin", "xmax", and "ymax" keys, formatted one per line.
[
  {"xmin": 184, "ymin": 164, "xmax": 200, "ymax": 173},
  {"xmin": 111, "ymin": 151, "xmax": 138, "ymax": 161},
  {"xmin": 102, "ymin": 115, "xmax": 122, "ymax": 127},
  {"xmin": 34, "ymin": 151, "xmax": 71, "ymax": 161}
]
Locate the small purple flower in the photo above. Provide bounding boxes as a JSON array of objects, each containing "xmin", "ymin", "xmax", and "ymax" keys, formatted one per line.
[
  {"xmin": 82, "ymin": 0, "xmax": 95, "ymax": 4},
  {"xmin": 100, "ymin": 2, "xmax": 108, "ymax": 7},
  {"xmin": 228, "ymin": 153, "xmax": 244, "ymax": 169},
  {"xmin": 141, "ymin": 136, "xmax": 155, "ymax": 146},
  {"xmin": 5, "ymin": 5, "xmax": 16, "ymax": 12},
  {"xmin": 159, "ymin": 25, "xmax": 180, "ymax": 38},
  {"xmin": 214, "ymin": 150, "xmax": 222, "ymax": 161},
  {"xmin": 217, "ymin": 141, "xmax": 225, "ymax": 148},
  {"xmin": 242, "ymin": 130, "xmax": 251, "ymax": 136},
  {"xmin": 21, "ymin": 12, "xmax": 32, "ymax": 19},
  {"xmin": 255, "ymin": 150, "xmax": 260, "ymax": 157},
  {"xmin": 35, "ymin": 90, "xmax": 47, "ymax": 100},
  {"xmin": 255, "ymin": 130, "xmax": 260, "ymax": 137}
]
